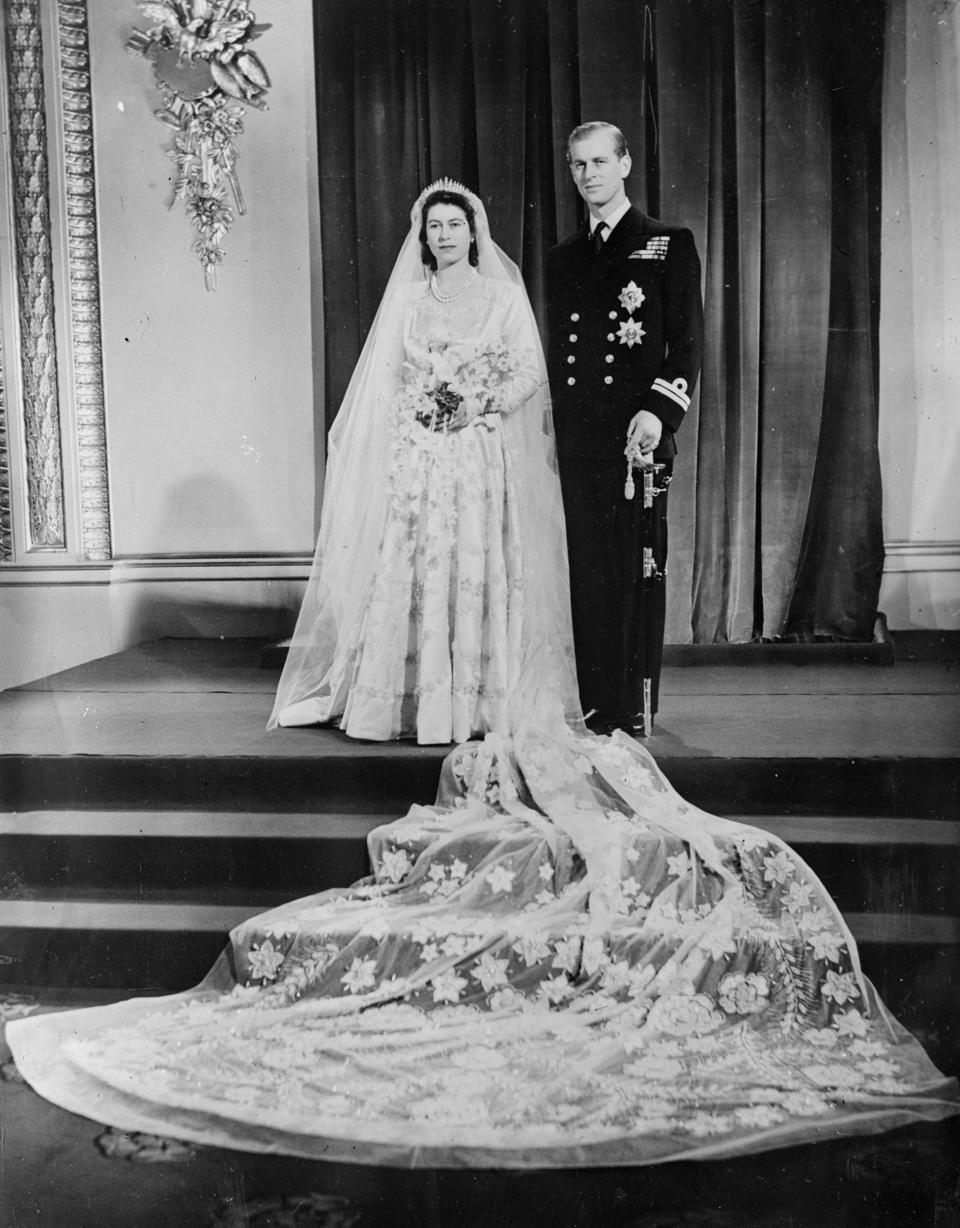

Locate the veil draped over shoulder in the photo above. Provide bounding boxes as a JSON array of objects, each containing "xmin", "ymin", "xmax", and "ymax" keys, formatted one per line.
[{"xmin": 269, "ymin": 182, "xmax": 582, "ymax": 732}]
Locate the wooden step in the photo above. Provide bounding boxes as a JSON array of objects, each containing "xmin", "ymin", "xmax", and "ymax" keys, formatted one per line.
[
  {"xmin": 0, "ymin": 810, "xmax": 386, "ymax": 838},
  {"xmin": 1, "ymin": 900, "xmax": 955, "ymax": 944},
  {"xmin": 2, "ymin": 809, "xmax": 955, "ymax": 841},
  {"xmin": 2, "ymin": 753, "xmax": 957, "ymax": 816},
  {"xmin": 2, "ymin": 905, "xmax": 956, "ymax": 1076},
  {"xmin": 3, "ymin": 811, "xmax": 956, "ymax": 917},
  {"xmin": 262, "ymin": 638, "xmax": 900, "ymax": 670}
]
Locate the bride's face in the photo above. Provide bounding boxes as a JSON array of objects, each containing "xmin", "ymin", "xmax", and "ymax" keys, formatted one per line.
[{"xmin": 425, "ymin": 204, "xmax": 472, "ymax": 272}]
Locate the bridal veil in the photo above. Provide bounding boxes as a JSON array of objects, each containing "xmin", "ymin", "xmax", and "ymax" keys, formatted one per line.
[{"xmin": 269, "ymin": 181, "xmax": 581, "ymax": 732}]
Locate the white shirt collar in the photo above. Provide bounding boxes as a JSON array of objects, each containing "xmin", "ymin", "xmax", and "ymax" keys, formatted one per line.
[{"xmin": 590, "ymin": 198, "xmax": 632, "ymax": 236}]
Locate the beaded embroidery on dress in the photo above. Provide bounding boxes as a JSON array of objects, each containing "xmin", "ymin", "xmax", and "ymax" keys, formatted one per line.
[
  {"xmin": 8, "ymin": 723, "xmax": 958, "ymax": 1168},
  {"xmin": 338, "ymin": 279, "xmax": 535, "ymax": 743}
]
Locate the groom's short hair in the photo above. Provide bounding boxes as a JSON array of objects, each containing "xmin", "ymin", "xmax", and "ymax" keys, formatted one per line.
[{"xmin": 566, "ymin": 122, "xmax": 629, "ymax": 162}]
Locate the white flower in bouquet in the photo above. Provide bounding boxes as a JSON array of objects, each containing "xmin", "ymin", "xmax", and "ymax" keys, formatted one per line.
[{"xmin": 400, "ymin": 340, "xmax": 526, "ymax": 432}]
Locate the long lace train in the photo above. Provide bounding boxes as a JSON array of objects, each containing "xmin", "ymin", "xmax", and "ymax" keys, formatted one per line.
[{"xmin": 7, "ymin": 726, "xmax": 958, "ymax": 1168}]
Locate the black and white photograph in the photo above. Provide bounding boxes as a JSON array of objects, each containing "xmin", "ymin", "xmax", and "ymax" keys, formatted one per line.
[{"xmin": 0, "ymin": 1, "xmax": 957, "ymax": 1225}]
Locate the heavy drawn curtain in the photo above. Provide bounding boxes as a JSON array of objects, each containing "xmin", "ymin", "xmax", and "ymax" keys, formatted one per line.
[{"xmin": 312, "ymin": 0, "xmax": 885, "ymax": 643}]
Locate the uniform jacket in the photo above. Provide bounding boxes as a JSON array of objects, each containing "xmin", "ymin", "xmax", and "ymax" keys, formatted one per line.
[{"xmin": 547, "ymin": 206, "xmax": 704, "ymax": 463}]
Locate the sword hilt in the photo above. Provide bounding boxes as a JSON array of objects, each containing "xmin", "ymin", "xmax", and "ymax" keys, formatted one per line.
[{"xmin": 639, "ymin": 678, "xmax": 653, "ymax": 737}]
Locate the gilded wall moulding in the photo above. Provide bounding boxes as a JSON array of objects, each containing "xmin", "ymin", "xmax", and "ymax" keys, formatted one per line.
[
  {"xmin": 58, "ymin": 0, "xmax": 111, "ymax": 561},
  {"xmin": 127, "ymin": 1, "xmax": 272, "ymax": 290},
  {"xmin": 3, "ymin": 0, "xmax": 66, "ymax": 551}
]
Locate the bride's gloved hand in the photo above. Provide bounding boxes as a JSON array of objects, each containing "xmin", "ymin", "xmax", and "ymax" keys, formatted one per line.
[{"xmin": 448, "ymin": 395, "xmax": 498, "ymax": 431}]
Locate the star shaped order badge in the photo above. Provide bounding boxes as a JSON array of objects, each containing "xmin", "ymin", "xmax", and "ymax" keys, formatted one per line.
[
  {"xmin": 617, "ymin": 319, "xmax": 647, "ymax": 348},
  {"xmin": 618, "ymin": 281, "xmax": 646, "ymax": 314}
]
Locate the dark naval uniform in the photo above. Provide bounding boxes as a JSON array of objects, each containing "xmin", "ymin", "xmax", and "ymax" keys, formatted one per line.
[{"xmin": 547, "ymin": 206, "xmax": 703, "ymax": 727}]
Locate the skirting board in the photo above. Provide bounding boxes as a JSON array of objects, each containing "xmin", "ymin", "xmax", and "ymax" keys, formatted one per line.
[
  {"xmin": 0, "ymin": 555, "xmax": 311, "ymax": 691},
  {"xmin": 880, "ymin": 541, "xmax": 960, "ymax": 630}
]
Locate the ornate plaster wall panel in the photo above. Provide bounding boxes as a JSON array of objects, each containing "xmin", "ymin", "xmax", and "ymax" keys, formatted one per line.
[
  {"xmin": 3, "ymin": 0, "xmax": 66, "ymax": 550},
  {"xmin": 57, "ymin": 0, "xmax": 111, "ymax": 560},
  {"xmin": 0, "ymin": 334, "xmax": 11, "ymax": 560}
]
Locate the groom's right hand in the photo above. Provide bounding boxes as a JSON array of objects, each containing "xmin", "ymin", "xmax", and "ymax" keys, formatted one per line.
[{"xmin": 625, "ymin": 409, "xmax": 663, "ymax": 456}]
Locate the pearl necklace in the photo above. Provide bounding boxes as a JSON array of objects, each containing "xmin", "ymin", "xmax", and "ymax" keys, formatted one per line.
[{"xmin": 430, "ymin": 267, "xmax": 477, "ymax": 303}]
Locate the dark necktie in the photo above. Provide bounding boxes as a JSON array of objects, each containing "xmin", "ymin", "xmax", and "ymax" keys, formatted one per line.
[{"xmin": 592, "ymin": 220, "xmax": 608, "ymax": 256}]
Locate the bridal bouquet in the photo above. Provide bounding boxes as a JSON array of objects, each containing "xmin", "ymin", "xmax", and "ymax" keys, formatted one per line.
[{"xmin": 400, "ymin": 342, "xmax": 524, "ymax": 433}]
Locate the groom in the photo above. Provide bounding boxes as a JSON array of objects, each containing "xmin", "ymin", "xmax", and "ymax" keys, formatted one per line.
[{"xmin": 547, "ymin": 121, "xmax": 704, "ymax": 735}]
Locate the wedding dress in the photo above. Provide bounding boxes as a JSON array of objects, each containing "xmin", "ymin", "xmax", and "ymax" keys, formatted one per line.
[
  {"xmin": 7, "ymin": 720, "xmax": 958, "ymax": 1167},
  {"xmin": 268, "ymin": 183, "xmax": 580, "ymax": 742},
  {"xmin": 332, "ymin": 277, "xmax": 536, "ymax": 742}
]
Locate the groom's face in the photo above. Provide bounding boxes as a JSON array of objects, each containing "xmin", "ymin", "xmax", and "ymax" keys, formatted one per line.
[{"xmin": 568, "ymin": 132, "xmax": 631, "ymax": 214}]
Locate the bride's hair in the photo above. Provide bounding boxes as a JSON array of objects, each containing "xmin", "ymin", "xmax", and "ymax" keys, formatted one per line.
[{"xmin": 418, "ymin": 189, "xmax": 480, "ymax": 270}]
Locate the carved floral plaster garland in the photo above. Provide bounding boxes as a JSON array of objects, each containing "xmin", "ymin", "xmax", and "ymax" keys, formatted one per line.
[{"xmin": 126, "ymin": 1, "xmax": 272, "ymax": 289}]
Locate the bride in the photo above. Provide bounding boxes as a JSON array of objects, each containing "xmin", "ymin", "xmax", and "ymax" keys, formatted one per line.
[
  {"xmin": 269, "ymin": 181, "xmax": 579, "ymax": 743},
  {"xmin": 6, "ymin": 187, "xmax": 957, "ymax": 1169}
]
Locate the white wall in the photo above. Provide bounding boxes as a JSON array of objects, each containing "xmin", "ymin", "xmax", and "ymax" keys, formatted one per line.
[
  {"xmin": 90, "ymin": 0, "xmax": 318, "ymax": 558},
  {"xmin": 879, "ymin": 0, "xmax": 960, "ymax": 629},
  {"xmin": 0, "ymin": 1, "xmax": 319, "ymax": 690}
]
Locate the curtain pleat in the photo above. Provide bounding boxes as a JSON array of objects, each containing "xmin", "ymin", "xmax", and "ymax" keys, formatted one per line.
[
  {"xmin": 469, "ymin": 3, "xmax": 531, "ymax": 281},
  {"xmin": 784, "ymin": 0, "xmax": 885, "ymax": 640},
  {"xmin": 545, "ymin": 1, "xmax": 582, "ymax": 245},
  {"xmin": 686, "ymin": 0, "xmax": 762, "ymax": 646},
  {"xmin": 574, "ymin": 0, "xmax": 656, "ymax": 201},
  {"xmin": 756, "ymin": 0, "xmax": 833, "ymax": 638},
  {"xmin": 312, "ymin": 0, "xmax": 885, "ymax": 645},
  {"xmin": 652, "ymin": 0, "xmax": 710, "ymax": 644}
]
